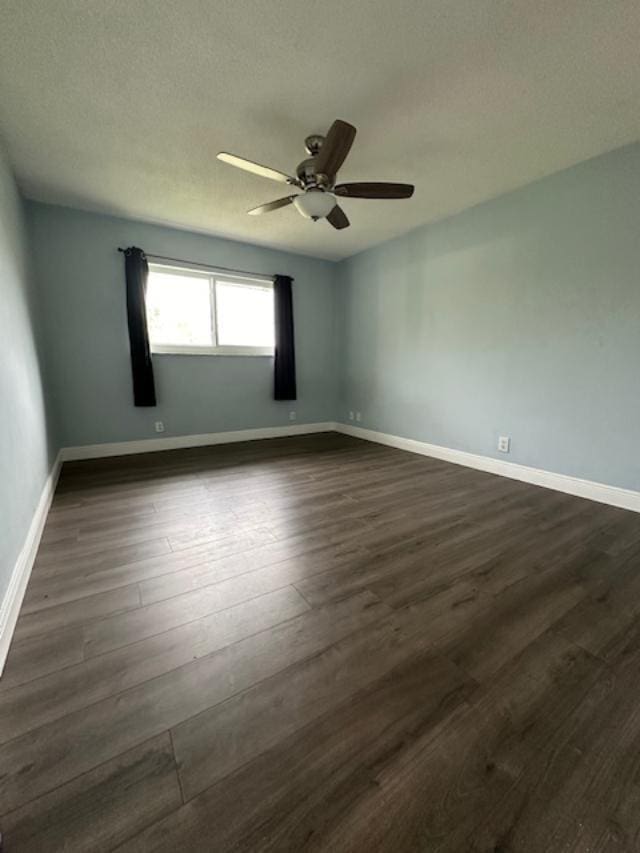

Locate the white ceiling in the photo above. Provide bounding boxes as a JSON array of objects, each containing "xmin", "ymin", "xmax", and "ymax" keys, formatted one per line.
[{"xmin": 1, "ymin": 1, "xmax": 640, "ymax": 261}]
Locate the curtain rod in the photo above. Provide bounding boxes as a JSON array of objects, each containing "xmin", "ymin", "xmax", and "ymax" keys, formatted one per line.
[{"xmin": 117, "ymin": 247, "xmax": 286, "ymax": 282}]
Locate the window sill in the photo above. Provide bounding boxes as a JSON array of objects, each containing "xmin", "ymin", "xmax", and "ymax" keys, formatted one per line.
[{"xmin": 151, "ymin": 345, "xmax": 274, "ymax": 357}]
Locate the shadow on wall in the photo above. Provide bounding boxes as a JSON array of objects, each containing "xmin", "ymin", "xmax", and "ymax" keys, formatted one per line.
[{"xmin": 0, "ymin": 145, "xmax": 58, "ymax": 606}]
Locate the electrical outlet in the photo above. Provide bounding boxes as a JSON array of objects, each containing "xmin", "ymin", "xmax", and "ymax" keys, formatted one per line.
[
  {"xmin": 498, "ymin": 435, "xmax": 510, "ymax": 453},
  {"xmin": 348, "ymin": 411, "xmax": 355, "ymax": 421},
  {"xmin": 155, "ymin": 421, "xmax": 165, "ymax": 433},
  {"xmin": 356, "ymin": 411, "xmax": 362, "ymax": 423},
  {"xmin": 289, "ymin": 411, "xmax": 297, "ymax": 421}
]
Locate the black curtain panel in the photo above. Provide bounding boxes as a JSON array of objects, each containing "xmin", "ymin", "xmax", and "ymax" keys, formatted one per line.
[
  {"xmin": 273, "ymin": 274, "xmax": 297, "ymax": 401},
  {"xmin": 123, "ymin": 246, "xmax": 157, "ymax": 406}
]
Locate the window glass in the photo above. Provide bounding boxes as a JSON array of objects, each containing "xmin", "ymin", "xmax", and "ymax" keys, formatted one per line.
[
  {"xmin": 146, "ymin": 270, "xmax": 212, "ymax": 347},
  {"xmin": 215, "ymin": 280, "xmax": 275, "ymax": 348}
]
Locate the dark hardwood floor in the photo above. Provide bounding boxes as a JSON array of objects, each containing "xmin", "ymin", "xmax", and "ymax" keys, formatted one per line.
[{"xmin": 2, "ymin": 432, "xmax": 640, "ymax": 851}]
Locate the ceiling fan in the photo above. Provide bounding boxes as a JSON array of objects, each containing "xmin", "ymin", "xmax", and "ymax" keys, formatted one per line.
[{"xmin": 217, "ymin": 120, "xmax": 414, "ymax": 230}]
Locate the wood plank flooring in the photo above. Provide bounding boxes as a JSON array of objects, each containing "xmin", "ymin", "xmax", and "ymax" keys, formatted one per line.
[{"xmin": 2, "ymin": 433, "xmax": 640, "ymax": 851}]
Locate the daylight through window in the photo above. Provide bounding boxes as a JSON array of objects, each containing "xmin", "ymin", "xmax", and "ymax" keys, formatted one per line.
[{"xmin": 146, "ymin": 263, "xmax": 275, "ymax": 355}]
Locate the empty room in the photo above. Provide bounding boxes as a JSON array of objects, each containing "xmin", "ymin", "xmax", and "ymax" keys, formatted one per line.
[{"xmin": 1, "ymin": 1, "xmax": 640, "ymax": 850}]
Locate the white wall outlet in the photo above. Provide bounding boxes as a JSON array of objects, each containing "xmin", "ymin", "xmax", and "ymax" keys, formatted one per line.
[
  {"xmin": 356, "ymin": 411, "xmax": 362, "ymax": 423},
  {"xmin": 289, "ymin": 411, "xmax": 297, "ymax": 421},
  {"xmin": 154, "ymin": 421, "xmax": 165, "ymax": 433},
  {"xmin": 498, "ymin": 435, "xmax": 510, "ymax": 453},
  {"xmin": 349, "ymin": 411, "xmax": 355, "ymax": 421}
]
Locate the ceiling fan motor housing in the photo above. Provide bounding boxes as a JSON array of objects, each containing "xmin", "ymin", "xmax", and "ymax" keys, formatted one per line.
[
  {"xmin": 297, "ymin": 132, "xmax": 335, "ymax": 189},
  {"xmin": 296, "ymin": 158, "xmax": 332, "ymax": 190}
]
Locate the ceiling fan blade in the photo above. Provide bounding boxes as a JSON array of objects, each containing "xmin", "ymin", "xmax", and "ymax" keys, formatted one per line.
[
  {"xmin": 314, "ymin": 120, "xmax": 357, "ymax": 178},
  {"xmin": 248, "ymin": 196, "xmax": 298, "ymax": 215},
  {"xmin": 327, "ymin": 205, "xmax": 350, "ymax": 230},
  {"xmin": 218, "ymin": 152, "xmax": 298, "ymax": 185},
  {"xmin": 334, "ymin": 182, "xmax": 414, "ymax": 199}
]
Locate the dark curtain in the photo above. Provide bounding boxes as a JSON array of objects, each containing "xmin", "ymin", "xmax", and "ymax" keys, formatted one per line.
[
  {"xmin": 123, "ymin": 246, "xmax": 157, "ymax": 406},
  {"xmin": 273, "ymin": 274, "xmax": 297, "ymax": 400}
]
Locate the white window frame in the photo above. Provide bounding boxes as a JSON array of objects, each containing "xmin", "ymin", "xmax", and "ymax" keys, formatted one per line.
[{"xmin": 147, "ymin": 262, "xmax": 275, "ymax": 357}]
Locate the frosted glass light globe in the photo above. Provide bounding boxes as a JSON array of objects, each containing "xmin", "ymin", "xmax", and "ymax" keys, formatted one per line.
[{"xmin": 293, "ymin": 191, "xmax": 335, "ymax": 220}]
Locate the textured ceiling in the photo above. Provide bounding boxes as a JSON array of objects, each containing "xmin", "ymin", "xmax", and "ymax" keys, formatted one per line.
[{"xmin": 1, "ymin": 1, "xmax": 640, "ymax": 261}]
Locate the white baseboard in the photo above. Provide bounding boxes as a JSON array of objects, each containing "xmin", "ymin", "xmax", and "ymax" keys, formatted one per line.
[
  {"xmin": 61, "ymin": 422, "xmax": 337, "ymax": 462},
  {"xmin": 0, "ymin": 451, "xmax": 63, "ymax": 675},
  {"xmin": 61, "ymin": 420, "xmax": 640, "ymax": 512},
  {"xmin": 336, "ymin": 423, "xmax": 640, "ymax": 514}
]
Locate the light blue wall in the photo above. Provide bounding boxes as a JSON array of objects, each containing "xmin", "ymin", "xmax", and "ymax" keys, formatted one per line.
[
  {"xmin": 22, "ymin": 142, "xmax": 640, "ymax": 493},
  {"xmin": 0, "ymin": 148, "xmax": 57, "ymax": 605},
  {"xmin": 337, "ymin": 143, "xmax": 640, "ymax": 491},
  {"xmin": 27, "ymin": 203, "xmax": 338, "ymax": 447}
]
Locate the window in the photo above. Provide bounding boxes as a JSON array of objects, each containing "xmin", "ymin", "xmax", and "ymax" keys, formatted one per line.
[{"xmin": 146, "ymin": 262, "xmax": 275, "ymax": 356}]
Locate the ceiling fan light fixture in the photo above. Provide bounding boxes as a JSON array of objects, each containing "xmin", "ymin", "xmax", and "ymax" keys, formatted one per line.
[{"xmin": 293, "ymin": 190, "xmax": 336, "ymax": 220}]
